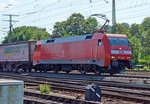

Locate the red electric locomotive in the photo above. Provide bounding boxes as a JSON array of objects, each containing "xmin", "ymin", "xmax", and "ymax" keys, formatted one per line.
[{"xmin": 33, "ymin": 32, "xmax": 133, "ymax": 75}]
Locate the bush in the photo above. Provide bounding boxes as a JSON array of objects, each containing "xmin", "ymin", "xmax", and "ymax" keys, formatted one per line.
[
  {"xmin": 126, "ymin": 65, "xmax": 150, "ymax": 71},
  {"xmin": 39, "ymin": 82, "xmax": 50, "ymax": 94},
  {"xmin": 143, "ymin": 66, "xmax": 148, "ymax": 70}
]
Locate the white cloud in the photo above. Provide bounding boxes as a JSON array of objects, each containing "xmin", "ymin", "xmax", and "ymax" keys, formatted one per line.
[{"xmin": 0, "ymin": 2, "xmax": 8, "ymax": 10}]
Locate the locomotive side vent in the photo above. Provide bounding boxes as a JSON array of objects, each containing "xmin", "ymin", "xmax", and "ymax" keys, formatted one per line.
[{"xmin": 85, "ymin": 35, "xmax": 93, "ymax": 40}]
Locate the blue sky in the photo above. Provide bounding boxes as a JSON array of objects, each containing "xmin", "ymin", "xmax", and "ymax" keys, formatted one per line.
[{"xmin": 0, "ymin": 0, "xmax": 150, "ymax": 43}]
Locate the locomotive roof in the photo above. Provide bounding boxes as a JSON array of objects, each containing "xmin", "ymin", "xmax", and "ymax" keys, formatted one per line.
[
  {"xmin": 38, "ymin": 33, "xmax": 128, "ymax": 45},
  {"xmin": 42, "ymin": 34, "xmax": 93, "ymax": 44}
]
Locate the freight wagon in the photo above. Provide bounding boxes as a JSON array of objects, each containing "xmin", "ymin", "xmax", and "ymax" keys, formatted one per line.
[{"xmin": 0, "ymin": 41, "xmax": 36, "ymax": 72}]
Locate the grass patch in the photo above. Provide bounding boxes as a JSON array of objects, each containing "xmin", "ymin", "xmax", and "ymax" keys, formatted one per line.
[{"xmin": 39, "ymin": 82, "xmax": 50, "ymax": 94}]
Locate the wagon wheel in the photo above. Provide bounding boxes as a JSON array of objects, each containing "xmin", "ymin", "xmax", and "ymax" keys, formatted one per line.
[
  {"xmin": 22, "ymin": 66, "xmax": 28, "ymax": 72},
  {"xmin": 15, "ymin": 67, "xmax": 21, "ymax": 73},
  {"xmin": 23, "ymin": 69, "xmax": 26, "ymax": 72}
]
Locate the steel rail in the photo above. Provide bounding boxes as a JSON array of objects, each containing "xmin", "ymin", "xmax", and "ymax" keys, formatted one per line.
[
  {"xmin": 24, "ymin": 90, "xmax": 98, "ymax": 104},
  {"xmin": 1, "ymin": 72, "xmax": 150, "ymax": 103}
]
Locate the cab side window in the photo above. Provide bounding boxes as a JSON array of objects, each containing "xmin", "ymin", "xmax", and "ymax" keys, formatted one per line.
[
  {"xmin": 98, "ymin": 39, "xmax": 103, "ymax": 46},
  {"xmin": 37, "ymin": 45, "xmax": 41, "ymax": 51},
  {"xmin": 34, "ymin": 45, "xmax": 37, "ymax": 51}
]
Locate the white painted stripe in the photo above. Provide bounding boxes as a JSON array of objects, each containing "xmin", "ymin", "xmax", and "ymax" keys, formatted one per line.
[
  {"xmin": 96, "ymin": 93, "xmax": 101, "ymax": 98},
  {"xmin": 91, "ymin": 88, "xmax": 95, "ymax": 92}
]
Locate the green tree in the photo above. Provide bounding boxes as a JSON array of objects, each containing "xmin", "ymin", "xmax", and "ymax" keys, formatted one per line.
[
  {"xmin": 2, "ymin": 26, "xmax": 50, "ymax": 44},
  {"xmin": 121, "ymin": 23, "xmax": 129, "ymax": 29},
  {"xmin": 128, "ymin": 35, "xmax": 142, "ymax": 64},
  {"xmin": 52, "ymin": 21, "xmax": 66, "ymax": 36},
  {"xmin": 129, "ymin": 23, "xmax": 139, "ymax": 36},
  {"xmin": 128, "ymin": 17, "xmax": 150, "ymax": 66},
  {"xmin": 135, "ymin": 18, "xmax": 150, "ymax": 66},
  {"xmin": 85, "ymin": 17, "xmax": 98, "ymax": 33},
  {"xmin": 140, "ymin": 29, "xmax": 150, "ymax": 59},
  {"xmin": 111, "ymin": 23, "xmax": 129, "ymax": 34},
  {"xmin": 140, "ymin": 17, "xmax": 150, "ymax": 31},
  {"xmin": 52, "ymin": 13, "xmax": 98, "ymax": 36}
]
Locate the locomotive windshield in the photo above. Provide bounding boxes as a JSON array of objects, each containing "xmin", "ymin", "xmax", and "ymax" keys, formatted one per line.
[{"xmin": 108, "ymin": 37, "xmax": 129, "ymax": 46}]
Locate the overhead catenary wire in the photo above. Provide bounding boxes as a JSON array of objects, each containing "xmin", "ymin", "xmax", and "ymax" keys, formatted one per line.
[
  {"xmin": 0, "ymin": 0, "xmax": 149, "ymax": 36},
  {"xmin": 17, "ymin": 0, "xmax": 122, "ymax": 24},
  {"xmin": 19, "ymin": 1, "xmax": 149, "ymax": 26}
]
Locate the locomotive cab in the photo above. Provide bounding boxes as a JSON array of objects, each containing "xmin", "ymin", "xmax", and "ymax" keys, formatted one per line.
[
  {"xmin": 107, "ymin": 34, "xmax": 134, "ymax": 73},
  {"xmin": 33, "ymin": 40, "xmax": 43, "ymax": 66}
]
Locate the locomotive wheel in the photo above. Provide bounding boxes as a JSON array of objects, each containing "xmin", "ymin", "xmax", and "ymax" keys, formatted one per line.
[
  {"xmin": 94, "ymin": 68, "xmax": 101, "ymax": 75},
  {"xmin": 93, "ymin": 65, "xmax": 101, "ymax": 75},
  {"xmin": 110, "ymin": 73, "xmax": 113, "ymax": 75},
  {"xmin": 24, "ymin": 69, "xmax": 27, "ymax": 72},
  {"xmin": 79, "ymin": 68, "xmax": 86, "ymax": 74},
  {"xmin": 54, "ymin": 69, "xmax": 58, "ymax": 73},
  {"xmin": 54, "ymin": 65, "xmax": 59, "ymax": 73},
  {"xmin": 0, "ymin": 67, "xmax": 3, "ymax": 71},
  {"xmin": 66, "ymin": 70, "xmax": 70, "ymax": 73},
  {"xmin": 40, "ymin": 69, "xmax": 42, "ymax": 72},
  {"xmin": 34, "ymin": 68, "xmax": 37, "ymax": 72},
  {"xmin": 28, "ymin": 69, "xmax": 32, "ymax": 72},
  {"xmin": 44, "ymin": 69, "xmax": 47, "ymax": 73}
]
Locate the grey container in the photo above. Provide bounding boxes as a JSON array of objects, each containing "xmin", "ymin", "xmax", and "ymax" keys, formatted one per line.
[
  {"xmin": 0, "ymin": 41, "xmax": 36, "ymax": 62},
  {"xmin": 0, "ymin": 79, "xmax": 24, "ymax": 104},
  {"xmin": 0, "ymin": 41, "xmax": 36, "ymax": 71}
]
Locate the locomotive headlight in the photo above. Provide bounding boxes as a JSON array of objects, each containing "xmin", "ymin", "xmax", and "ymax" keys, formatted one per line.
[
  {"xmin": 111, "ymin": 56, "xmax": 116, "ymax": 59},
  {"xmin": 111, "ymin": 50, "xmax": 119, "ymax": 54}
]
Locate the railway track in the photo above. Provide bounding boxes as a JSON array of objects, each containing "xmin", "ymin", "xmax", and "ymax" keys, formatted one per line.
[
  {"xmin": 25, "ymin": 82, "xmax": 150, "ymax": 103},
  {"xmin": 0, "ymin": 72, "xmax": 150, "ymax": 90},
  {"xmin": 25, "ymin": 82, "xmax": 150, "ymax": 102},
  {"xmin": 1, "ymin": 71, "xmax": 150, "ymax": 84},
  {"xmin": 24, "ymin": 90, "xmax": 98, "ymax": 104},
  {"xmin": 0, "ymin": 72, "xmax": 150, "ymax": 103},
  {"xmin": 1, "ymin": 70, "xmax": 150, "ymax": 80},
  {"xmin": 28, "ymin": 71, "xmax": 150, "ymax": 80}
]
